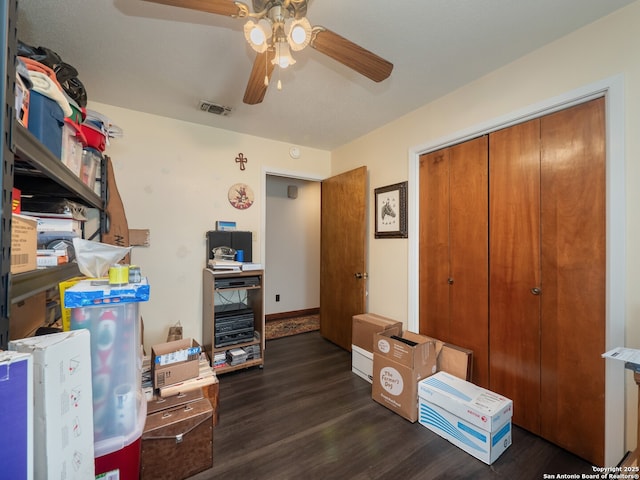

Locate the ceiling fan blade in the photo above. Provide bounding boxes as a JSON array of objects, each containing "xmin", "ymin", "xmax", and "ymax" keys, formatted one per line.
[
  {"xmin": 310, "ymin": 28, "xmax": 393, "ymax": 83},
  {"xmin": 243, "ymin": 51, "xmax": 275, "ymax": 105},
  {"xmin": 142, "ymin": 0, "xmax": 245, "ymax": 17}
]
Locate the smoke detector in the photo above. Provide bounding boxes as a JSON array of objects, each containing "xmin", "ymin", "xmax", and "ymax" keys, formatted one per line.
[{"xmin": 199, "ymin": 101, "xmax": 232, "ymax": 116}]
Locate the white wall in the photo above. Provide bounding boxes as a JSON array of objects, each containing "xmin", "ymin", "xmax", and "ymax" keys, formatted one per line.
[
  {"xmin": 265, "ymin": 176, "xmax": 320, "ymax": 315},
  {"xmin": 87, "ymin": 102, "xmax": 331, "ymax": 350},
  {"xmin": 331, "ymin": 0, "xmax": 640, "ymax": 462}
]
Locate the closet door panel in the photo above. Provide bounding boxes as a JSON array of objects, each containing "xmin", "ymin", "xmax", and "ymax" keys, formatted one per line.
[
  {"xmin": 539, "ymin": 97, "xmax": 606, "ymax": 465},
  {"xmin": 489, "ymin": 119, "xmax": 542, "ymax": 434},
  {"xmin": 449, "ymin": 137, "xmax": 489, "ymax": 387},
  {"xmin": 419, "ymin": 150, "xmax": 451, "ymax": 340}
]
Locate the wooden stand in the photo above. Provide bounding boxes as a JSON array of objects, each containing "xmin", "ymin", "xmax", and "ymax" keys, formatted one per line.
[{"xmin": 202, "ymin": 268, "xmax": 264, "ymax": 373}]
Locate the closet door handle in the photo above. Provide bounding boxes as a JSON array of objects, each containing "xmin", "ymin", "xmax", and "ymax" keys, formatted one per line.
[
  {"xmin": 530, "ymin": 287, "xmax": 541, "ymax": 295},
  {"xmin": 447, "ymin": 278, "xmax": 454, "ymax": 285}
]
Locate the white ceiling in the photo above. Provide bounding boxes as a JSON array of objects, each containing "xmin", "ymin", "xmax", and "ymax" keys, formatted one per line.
[{"xmin": 16, "ymin": 0, "xmax": 635, "ymax": 151}]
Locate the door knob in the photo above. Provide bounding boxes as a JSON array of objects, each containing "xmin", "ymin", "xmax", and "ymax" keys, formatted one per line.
[
  {"xmin": 447, "ymin": 278, "xmax": 454, "ymax": 285},
  {"xmin": 530, "ymin": 287, "xmax": 541, "ymax": 295},
  {"xmin": 354, "ymin": 273, "xmax": 368, "ymax": 279}
]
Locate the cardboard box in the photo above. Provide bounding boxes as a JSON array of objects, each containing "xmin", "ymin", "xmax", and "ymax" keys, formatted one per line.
[
  {"xmin": 352, "ymin": 313, "xmax": 402, "ymax": 352},
  {"xmin": 418, "ymin": 397, "xmax": 512, "ymax": 464},
  {"xmin": 420, "ymin": 335, "xmax": 474, "ymax": 381},
  {"xmin": 158, "ymin": 358, "xmax": 217, "ymax": 398},
  {"xmin": 141, "ymin": 398, "xmax": 213, "ymax": 480},
  {"xmin": 0, "ymin": 351, "xmax": 33, "ymax": 480},
  {"xmin": 372, "ymin": 331, "xmax": 438, "ymax": 422},
  {"xmin": 9, "ymin": 330, "xmax": 95, "ymax": 479},
  {"xmin": 418, "ymin": 371, "xmax": 513, "ymax": 464},
  {"xmin": 437, "ymin": 342, "xmax": 474, "ymax": 381},
  {"xmin": 152, "ymin": 338, "xmax": 201, "ymax": 388},
  {"xmin": 11, "ymin": 213, "xmax": 37, "ymax": 274},
  {"xmin": 418, "ymin": 371, "xmax": 513, "ymax": 432},
  {"xmin": 352, "ymin": 345, "xmax": 373, "ymax": 383},
  {"xmin": 9, "ymin": 291, "xmax": 46, "ymax": 340}
]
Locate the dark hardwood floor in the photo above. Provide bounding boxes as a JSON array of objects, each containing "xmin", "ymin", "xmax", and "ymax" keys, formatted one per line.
[{"xmin": 190, "ymin": 332, "xmax": 595, "ymax": 480}]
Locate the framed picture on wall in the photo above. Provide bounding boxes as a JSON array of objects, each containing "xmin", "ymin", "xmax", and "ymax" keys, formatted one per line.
[{"xmin": 374, "ymin": 181, "xmax": 408, "ymax": 238}]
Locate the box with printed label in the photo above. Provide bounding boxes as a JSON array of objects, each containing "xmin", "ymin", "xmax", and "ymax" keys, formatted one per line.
[
  {"xmin": 372, "ymin": 331, "xmax": 438, "ymax": 422},
  {"xmin": 418, "ymin": 396, "xmax": 512, "ymax": 464},
  {"xmin": 9, "ymin": 330, "xmax": 95, "ymax": 479},
  {"xmin": 11, "ymin": 213, "xmax": 37, "ymax": 273},
  {"xmin": 418, "ymin": 371, "xmax": 513, "ymax": 432},
  {"xmin": 152, "ymin": 338, "xmax": 201, "ymax": 388}
]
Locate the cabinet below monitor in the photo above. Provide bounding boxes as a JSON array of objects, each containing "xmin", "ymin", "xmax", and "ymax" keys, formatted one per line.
[{"xmin": 202, "ymin": 268, "xmax": 264, "ymax": 374}]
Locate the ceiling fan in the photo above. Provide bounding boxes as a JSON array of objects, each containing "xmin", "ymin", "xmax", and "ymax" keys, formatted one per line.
[{"xmin": 143, "ymin": 0, "xmax": 393, "ymax": 105}]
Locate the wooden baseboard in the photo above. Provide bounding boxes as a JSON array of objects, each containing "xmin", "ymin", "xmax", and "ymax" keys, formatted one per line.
[
  {"xmin": 266, "ymin": 308, "xmax": 319, "ymax": 322},
  {"xmin": 620, "ymin": 449, "xmax": 638, "ymax": 468}
]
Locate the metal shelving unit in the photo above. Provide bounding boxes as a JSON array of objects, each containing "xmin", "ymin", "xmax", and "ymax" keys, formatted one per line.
[{"xmin": 0, "ymin": 0, "xmax": 106, "ymax": 348}]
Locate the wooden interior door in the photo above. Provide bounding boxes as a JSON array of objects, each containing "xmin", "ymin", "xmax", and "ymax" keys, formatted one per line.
[
  {"xmin": 489, "ymin": 118, "xmax": 542, "ymax": 434},
  {"xmin": 539, "ymin": 98, "xmax": 606, "ymax": 465},
  {"xmin": 419, "ymin": 137, "xmax": 489, "ymax": 387},
  {"xmin": 320, "ymin": 166, "xmax": 367, "ymax": 351}
]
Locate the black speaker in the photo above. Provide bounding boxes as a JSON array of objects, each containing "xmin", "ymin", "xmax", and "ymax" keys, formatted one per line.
[{"xmin": 206, "ymin": 231, "xmax": 252, "ymax": 262}]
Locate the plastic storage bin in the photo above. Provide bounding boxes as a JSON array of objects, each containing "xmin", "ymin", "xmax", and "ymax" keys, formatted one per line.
[
  {"xmin": 81, "ymin": 147, "xmax": 102, "ymax": 191},
  {"xmin": 64, "ymin": 278, "xmax": 150, "ymax": 475},
  {"xmin": 27, "ymin": 91, "xmax": 64, "ymax": 159},
  {"xmin": 94, "ymin": 396, "xmax": 147, "ymax": 479},
  {"xmin": 61, "ymin": 119, "xmax": 86, "ymax": 177}
]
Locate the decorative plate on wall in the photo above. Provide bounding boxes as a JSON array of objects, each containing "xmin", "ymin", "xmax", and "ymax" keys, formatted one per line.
[{"xmin": 228, "ymin": 183, "xmax": 254, "ymax": 210}]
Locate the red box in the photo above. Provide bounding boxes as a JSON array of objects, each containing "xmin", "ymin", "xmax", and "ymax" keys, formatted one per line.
[{"xmin": 12, "ymin": 187, "xmax": 21, "ymax": 213}]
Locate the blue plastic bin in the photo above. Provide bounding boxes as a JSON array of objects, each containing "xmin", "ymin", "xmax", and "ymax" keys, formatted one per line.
[{"xmin": 27, "ymin": 91, "xmax": 64, "ymax": 159}]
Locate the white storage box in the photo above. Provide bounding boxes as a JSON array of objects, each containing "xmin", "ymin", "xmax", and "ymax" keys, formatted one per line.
[
  {"xmin": 418, "ymin": 397, "xmax": 512, "ymax": 464},
  {"xmin": 352, "ymin": 344, "xmax": 373, "ymax": 383},
  {"xmin": 9, "ymin": 330, "xmax": 95, "ymax": 479},
  {"xmin": 418, "ymin": 371, "xmax": 513, "ymax": 464},
  {"xmin": 418, "ymin": 371, "xmax": 513, "ymax": 431}
]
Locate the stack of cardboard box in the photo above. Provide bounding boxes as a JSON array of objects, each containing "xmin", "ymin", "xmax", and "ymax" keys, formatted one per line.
[
  {"xmin": 351, "ymin": 313, "xmax": 513, "ymax": 464},
  {"xmin": 141, "ymin": 338, "xmax": 219, "ymax": 480}
]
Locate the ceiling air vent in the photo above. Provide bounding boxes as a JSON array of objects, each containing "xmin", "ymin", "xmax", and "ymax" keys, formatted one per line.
[{"xmin": 199, "ymin": 101, "xmax": 232, "ymax": 116}]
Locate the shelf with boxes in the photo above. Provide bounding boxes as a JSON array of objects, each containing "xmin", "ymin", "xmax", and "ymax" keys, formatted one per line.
[{"xmin": 202, "ymin": 268, "xmax": 265, "ymax": 374}]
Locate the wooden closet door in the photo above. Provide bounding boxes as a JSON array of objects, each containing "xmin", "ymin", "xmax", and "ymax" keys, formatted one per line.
[
  {"xmin": 489, "ymin": 119, "xmax": 542, "ymax": 434},
  {"xmin": 419, "ymin": 137, "xmax": 489, "ymax": 387},
  {"xmin": 539, "ymin": 98, "xmax": 605, "ymax": 465},
  {"xmin": 419, "ymin": 149, "xmax": 451, "ymax": 342},
  {"xmin": 448, "ymin": 137, "xmax": 489, "ymax": 387}
]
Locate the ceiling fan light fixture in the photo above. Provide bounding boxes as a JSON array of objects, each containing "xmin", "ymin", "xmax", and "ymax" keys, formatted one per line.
[
  {"xmin": 272, "ymin": 42, "xmax": 296, "ymax": 69},
  {"xmin": 244, "ymin": 18, "xmax": 272, "ymax": 52},
  {"xmin": 285, "ymin": 17, "xmax": 312, "ymax": 51}
]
